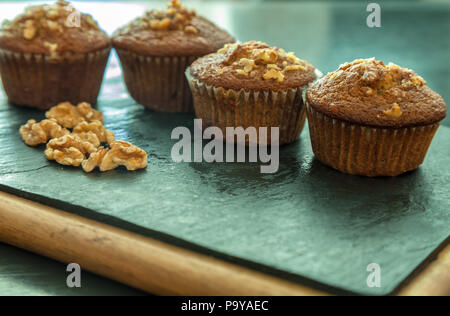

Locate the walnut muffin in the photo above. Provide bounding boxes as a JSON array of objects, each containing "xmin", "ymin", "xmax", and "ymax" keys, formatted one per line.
[
  {"xmin": 187, "ymin": 41, "xmax": 318, "ymax": 145},
  {"xmin": 112, "ymin": 0, "xmax": 235, "ymax": 112},
  {"xmin": 306, "ymin": 58, "xmax": 447, "ymax": 177},
  {"xmin": 0, "ymin": 0, "xmax": 111, "ymax": 110}
]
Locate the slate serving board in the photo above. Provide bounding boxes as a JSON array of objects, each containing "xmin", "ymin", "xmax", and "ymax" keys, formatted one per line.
[{"xmin": 0, "ymin": 52, "xmax": 449, "ymax": 295}]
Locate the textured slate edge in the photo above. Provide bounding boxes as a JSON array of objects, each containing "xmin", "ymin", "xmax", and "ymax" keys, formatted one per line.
[
  {"xmin": 2, "ymin": 183, "xmax": 448, "ymax": 296},
  {"xmin": 390, "ymin": 236, "xmax": 449, "ymax": 295}
]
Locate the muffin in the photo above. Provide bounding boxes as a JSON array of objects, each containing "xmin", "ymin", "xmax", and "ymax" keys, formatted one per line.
[
  {"xmin": 112, "ymin": 0, "xmax": 235, "ymax": 112},
  {"xmin": 0, "ymin": 0, "xmax": 111, "ymax": 110},
  {"xmin": 187, "ymin": 41, "xmax": 318, "ymax": 145},
  {"xmin": 306, "ymin": 58, "xmax": 447, "ymax": 177}
]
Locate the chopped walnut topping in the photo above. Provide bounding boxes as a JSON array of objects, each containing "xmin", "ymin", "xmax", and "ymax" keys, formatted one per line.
[
  {"xmin": 20, "ymin": 119, "xmax": 69, "ymax": 146},
  {"xmin": 239, "ymin": 58, "xmax": 255, "ymax": 73},
  {"xmin": 3, "ymin": 0, "xmax": 102, "ymax": 56},
  {"xmin": 46, "ymin": 9, "xmax": 60, "ymax": 20},
  {"xmin": 255, "ymin": 49, "xmax": 278, "ymax": 64},
  {"xmin": 410, "ymin": 75, "xmax": 426, "ymax": 86},
  {"xmin": 329, "ymin": 58, "xmax": 430, "ymax": 96},
  {"xmin": 235, "ymin": 69, "xmax": 248, "ymax": 76},
  {"xmin": 73, "ymin": 121, "xmax": 115, "ymax": 146},
  {"xmin": 184, "ymin": 25, "xmax": 198, "ymax": 34},
  {"xmin": 267, "ymin": 64, "xmax": 280, "ymax": 70},
  {"xmin": 46, "ymin": 20, "xmax": 60, "ymax": 31},
  {"xmin": 263, "ymin": 69, "xmax": 285, "ymax": 82},
  {"xmin": 131, "ymin": 0, "xmax": 197, "ymax": 34},
  {"xmin": 218, "ymin": 43, "xmax": 234, "ymax": 54},
  {"xmin": 23, "ymin": 20, "xmax": 36, "ymax": 40},
  {"xmin": 284, "ymin": 65, "xmax": 306, "ymax": 72},
  {"xmin": 218, "ymin": 41, "xmax": 310, "ymax": 83},
  {"xmin": 44, "ymin": 134, "xmax": 97, "ymax": 166},
  {"xmin": 382, "ymin": 103, "xmax": 403, "ymax": 118},
  {"xmin": 43, "ymin": 41, "xmax": 58, "ymax": 57},
  {"xmin": 150, "ymin": 17, "xmax": 171, "ymax": 30},
  {"xmin": 82, "ymin": 141, "xmax": 148, "ymax": 172},
  {"xmin": 363, "ymin": 87, "xmax": 374, "ymax": 96},
  {"xmin": 46, "ymin": 102, "xmax": 104, "ymax": 129}
]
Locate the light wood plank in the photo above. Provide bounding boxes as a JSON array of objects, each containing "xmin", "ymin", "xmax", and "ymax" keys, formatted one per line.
[{"xmin": 0, "ymin": 191, "xmax": 325, "ymax": 296}]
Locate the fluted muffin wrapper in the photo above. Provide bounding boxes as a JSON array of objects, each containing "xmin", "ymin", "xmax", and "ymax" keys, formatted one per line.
[
  {"xmin": 115, "ymin": 49, "xmax": 199, "ymax": 113},
  {"xmin": 186, "ymin": 70, "xmax": 307, "ymax": 145},
  {"xmin": 0, "ymin": 47, "xmax": 111, "ymax": 110},
  {"xmin": 306, "ymin": 104, "xmax": 441, "ymax": 177}
]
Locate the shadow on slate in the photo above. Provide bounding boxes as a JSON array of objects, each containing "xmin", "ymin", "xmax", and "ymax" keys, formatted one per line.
[{"xmin": 0, "ymin": 87, "xmax": 449, "ymax": 295}]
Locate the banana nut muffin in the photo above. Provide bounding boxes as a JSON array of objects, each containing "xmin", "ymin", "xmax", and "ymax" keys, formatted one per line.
[
  {"xmin": 0, "ymin": 0, "xmax": 111, "ymax": 110},
  {"xmin": 306, "ymin": 58, "xmax": 446, "ymax": 177},
  {"xmin": 187, "ymin": 41, "xmax": 318, "ymax": 145},
  {"xmin": 112, "ymin": 0, "xmax": 235, "ymax": 112}
]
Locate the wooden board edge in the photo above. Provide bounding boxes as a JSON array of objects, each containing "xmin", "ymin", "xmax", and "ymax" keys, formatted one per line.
[
  {"xmin": 0, "ymin": 190, "xmax": 448, "ymax": 296},
  {"xmin": 0, "ymin": 190, "xmax": 326, "ymax": 296}
]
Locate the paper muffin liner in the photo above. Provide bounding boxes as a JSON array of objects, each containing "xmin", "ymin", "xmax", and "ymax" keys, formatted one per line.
[
  {"xmin": 115, "ymin": 49, "xmax": 199, "ymax": 113},
  {"xmin": 0, "ymin": 47, "xmax": 111, "ymax": 110},
  {"xmin": 186, "ymin": 71, "xmax": 307, "ymax": 145},
  {"xmin": 306, "ymin": 104, "xmax": 441, "ymax": 177}
]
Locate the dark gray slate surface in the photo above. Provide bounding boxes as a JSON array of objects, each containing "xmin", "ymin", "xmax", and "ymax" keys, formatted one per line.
[
  {"xmin": 0, "ymin": 70, "xmax": 449, "ymax": 295},
  {"xmin": 0, "ymin": 0, "xmax": 449, "ymax": 296}
]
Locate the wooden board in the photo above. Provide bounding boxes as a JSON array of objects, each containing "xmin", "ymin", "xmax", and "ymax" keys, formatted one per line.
[
  {"xmin": 0, "ymin": 1, "xmax": 449, "ymax": 296},
  {"xmin": 0, "ymin": 191, "xmax": 448, "ymax": 296}
]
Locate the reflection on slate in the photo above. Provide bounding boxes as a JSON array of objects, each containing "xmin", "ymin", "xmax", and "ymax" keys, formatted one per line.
[{"xmin": 0, "ymin": 72, "xmax": 449, "ymax": 295}]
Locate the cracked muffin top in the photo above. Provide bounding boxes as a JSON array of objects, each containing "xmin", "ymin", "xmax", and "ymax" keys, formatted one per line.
[
  {"xmin": 112, "ymin": 0, "xmax": 235, "ymax": 56},
  {"xmin": 0, "ymin": 0, "xmax": 109, "ymax": 57},
  {"xmin": 189, "ymin": 41, "xmax": 317, "ymax": 91},
  {"xmin": 306, "ymin": 58, "xmax": 446, "ymax": 127}
]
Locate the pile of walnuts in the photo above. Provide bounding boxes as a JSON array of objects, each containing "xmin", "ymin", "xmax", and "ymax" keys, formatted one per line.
[{"xmin": 20, "ymin": 102, "xmax": 148, "ymax": 173}]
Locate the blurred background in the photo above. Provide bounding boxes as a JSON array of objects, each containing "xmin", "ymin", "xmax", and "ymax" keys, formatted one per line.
[{"xmin": 0, "ymin": 0, "xmax": 449, "ymax": 295}]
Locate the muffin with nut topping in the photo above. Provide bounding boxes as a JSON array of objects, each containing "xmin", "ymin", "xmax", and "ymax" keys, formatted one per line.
[
  {"xmin": 187, "ymin": 41, "xmax": 318, "ymax": 145},
  {"xmin": 0, "ymin": 0, "xmax": 110, "ymax": 110},
  {"xmin": 112, "ymin": 0, "xmax": 235, "ymax": 112},
  {"xmin": 306, "ymin": 58, "xmax": 447, "ymax": 177}
]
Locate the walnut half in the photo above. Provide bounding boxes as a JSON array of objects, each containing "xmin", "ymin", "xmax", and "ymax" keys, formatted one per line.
[
  {"xmin": 20, "ymin": 119, "xmax": 69, "ymax": 146},
  {"xmin": 72, "ymin": 120, "xmax": 115, "ymax": 147},
  {"xmin": 82, "ymin": 141, "xmax": 148, "ymax": 173},
  {"xmin": 45, "ymin": 134, "xmax": 98, "ymax": 167},
  {"xmin": 46, "ymin": 102, "xmax": 104, "ymax": 129}
]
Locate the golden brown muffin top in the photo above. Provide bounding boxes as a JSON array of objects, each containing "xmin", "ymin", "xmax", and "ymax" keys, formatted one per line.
[
  {"xmin": 189, "ymin": 41, "xmax": 317, "ymax": 91},
  {"xmin": 0, "ymin": 1, "xmax": 109, "ymax": 57},
  {"xmin": 112, "ymin": 0, "xmax": 235, "ymax": 56},
  {"xmin": 306, "ymin": 58, "xmax": 446, "ymax": 127}
]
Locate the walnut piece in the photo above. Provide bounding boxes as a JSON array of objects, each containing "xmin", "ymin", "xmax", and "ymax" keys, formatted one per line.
[
  {"xmin": 82, "ymin": 146, "xmax": 109, "ymax": 172},
  {"xmin": 23, "ymin": 20, "xmax": 36, "ymax": 39},
  {"xmin": 20, "ymin": 119, "xmax": 69, "ymax": 146},
  {"xmin": 184, "ymin": 25, "xmax": 198, "ymax": 34},
  {"xmin": 82, "ymin": 141, "xmax": 147, "ymax": 172},
  {"xmin": 22, "ymin": 100, "xmax": 147, "ymax": 173},
  {"xmin": 72, "ymin": 121, "xmax": 115, "ymax": 147},
  {"xmin": 219, "ymin": 42, "xmax": 310, "ymax": 83},
  {"xmin": 382, "ymin": 103, "xmax": 403, "ymax": 118},
  {"xmin": 263, "ymin": 69, "xmax": 285, "ymax": 82},
  {"xmin": 45, "ymin": 134, "xmax": 98, "ymax": 167},
  {"xmin": 46, "ymin": 102, "xmax": 104, "ymax": 129},
  {"xmin": 150, "ymin": 17, "xmax": 171, "ymax": 30},
  {"xmin": 143, "ymin": 0, "xmax": 196, "ymax": 33}
]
